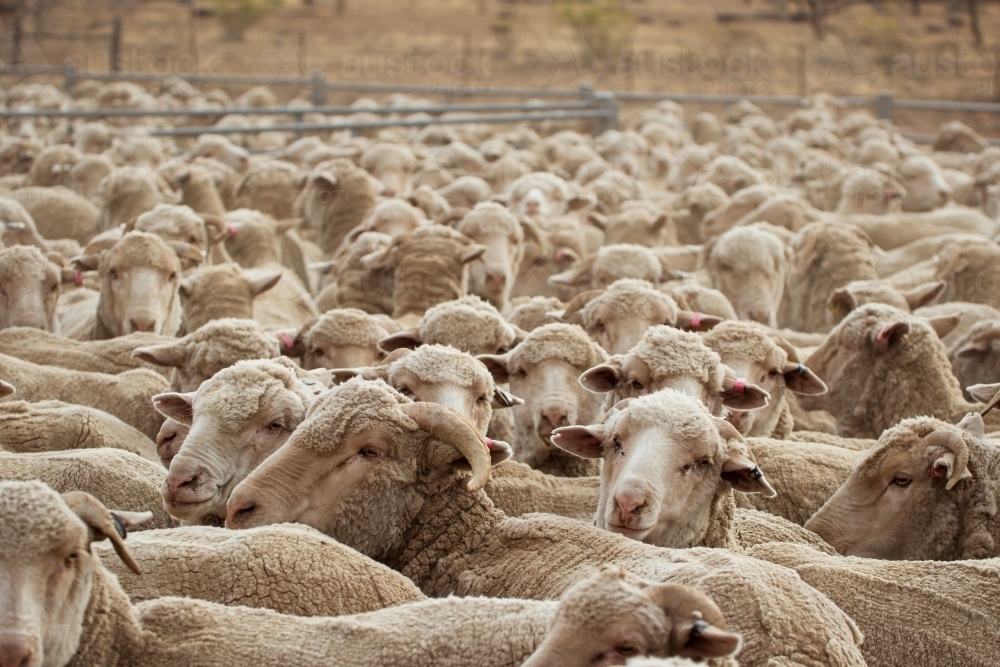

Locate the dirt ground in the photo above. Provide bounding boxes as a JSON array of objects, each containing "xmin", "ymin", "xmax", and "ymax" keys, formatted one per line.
[{"xmin": 5, "ymin": 0, "xmax": 1000, "ymax": 135}]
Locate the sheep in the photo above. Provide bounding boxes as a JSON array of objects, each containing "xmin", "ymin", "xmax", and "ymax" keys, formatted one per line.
[
  {"xmin": 0, "ymin": 488, "xmax": 739, "ymax": 667},
  {"xmin": 132, "ymin": 203, "xmax": 222, "ymax": 259},
  {"xmin": 507, "ymin": 296, "xmax": 564, "ymax": 332},
  {"xmin": 478, "ymin": 323, "xmax": 607, "ymax": 477},
  {"xmin": 826, "ymin": 279, "xmax": 946, "ymax": 324},
  {"xmin": 406, "ymin": 184, "xmax": 454, "ymax": 223},
  {"xmin": 549, "ymin": 244, "xmax": 665, "ymax": 292},
  {"xmin": 285, "ymin": 308, "xmax": 394, "ymax": 370},
  {"xmin": 897, "ymin": 154, "xmax": 954, "ymax": 212},
  {"xmin": 0, "ymin": 135, "xmax": 42, "ymax": 175},
  {"xmin": 0, "ymin": 397, "xmax": 157, "ymax": 460},
  {"xmin": 225, "ymin": 379, "xmax": 867, "ymax": 667},
  {"xmin": 176, "ymin": 263, "xmax": 281, "ymax": 333},
  {"xmin": 452, "ymin": 202, "xmax": 524, "ymax": 312},
  {"xmin": 349, "ymin": 197, "xmax": 428, "ymax": 242},
  {"xmin": 185, "ymin": 134, "xmax": 251, "ymax": 173},
  {"xmin": 749, "ymin": 541, "xmax": 1000, "ymax": 667},
  {"xmin": 703, "ymin": 321, "xmax": 827, "ymax": 438},
  {"xmin": 506, "ymin": 171, "xmax": 587, "ymax": 218},
  {"xmin": 318, "ymin": 230, "xmax": 395, "ymax": 315},
  {"xmin": 360, "ymin": 142, "xmax": 419, "ymax": 197},
  {"xmin": 779, "ymin": 221, "xmax": 879, "ymax": 333},
  {"xmin": 929, "ymin": 241, "xmax": 1000, "ymax": 309},
  {"xmin": 579, "ymin": 325, "xmax": 770, "ymax": 418},
  {"xmin": 12, "ymin": 186, "xmax": 99, "ymax": 246},
  {"xmin": 800, "ymin": 303, "xmax": 1000, "ymax": 438},
  {"xmin": 0, "ymin": 196, "xmax": 49, "ymax": 250},
  {"xmin": 94, "ymin": 166, "xmax": 173, "ymax": 231},
  {"xmin": 379, "ymin": 295, "xmax": 521, "ymax": 357},
  {"xmin": 360, "ymin": 224, "xmax": 487, "ymax": 322},
  {"xmin": 846, "ymin": 207, "xmax": 996, "ymax": 251},
  {"xmin": 106, "ymin": 134, "xmax": 168, "ymax": 171},
  {"xmin": 944, "ymin": 319, "xmax": 1000, "ymax": 398},
  {"xmin": 702, "ymin": 226, "xmax": 789, "ymax": 327},
  {"xmin": 600, "ymin": 200, "xmax": 678, "ymax": 247},
  {"xmin": 160, "ymin": 162, "xmax": 227, "ymax": 218},
  {"xmin": 151, "ymin": 357, "xmax": 327, "ymax": 526},
  {"xmin": 437, "ymin": 175, "xmax": 493, "ymax": 208},
  {"xmin": 805, "ymin": 412, "xmax": 1000, "ymax": 560},
  {"xmin": 673, "ymin": 182, "xmax": 728, "ymax": 244},
  {"xmin": 933, "ymin": 120, "xmax": 990, "ymax": 153},
  {"xmin": 0, "ymin": 451, "xmax": 173, "ymax": 529},
  {"xmin": 559, "ymin": 279, "xmax": 720, "ymax": 356},
  {"xmin": 24, "ymin": 144, "xmax": 81, "ymax": 188},
  {"xmin": 0, "ymin": 351, "xmax": 166, "ymax": 439},
  {"xmin": 71, "ymin": 231, "xmax": 184, "ymax": 339},
  {"xmin": 0, "ymin": 245, "xmax": 63, "ymax": 332},
  {"xmin": 132, "ymin": 318, "xmax": 281, "ymax": 392},
  {"xmin": 512, "ymin": 216, "xmax": 586, "ymax": 299},
  {"xmin": 662, "ymin": 283, "xmax": 738, "ymax": 322},
  {"xmin": 0, "ymin": 328, "xmax": 170, "ymax": 376},
  {"xmin": 834, "ymin": 165, "xmax": 906, "ymax": 215},
  {"xmin": 232, "ymin": 159, "xmax": 303, "ymax": 220},
  {"xmin": 294, "ymin": 158, "xmax": 378, "ymax": 256},
  {"xmin": 69, "ymin": 153, "xmax": 115, "ymax": 199}
]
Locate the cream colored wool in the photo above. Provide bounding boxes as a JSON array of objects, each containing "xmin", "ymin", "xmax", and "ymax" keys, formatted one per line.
[
  {"xmin": 0, "ymin": 328, "xmax": 172, "ymax": 376},
  {"xmin": 734, "ymin": 438, "xmax": 861, "ymax": 525},
  {"xmin": 0, "ymin": 450, "xmax": 172, "ymax": 529},
  {"xmin": 324, "ymin": 230, "xmax": 396, "ymax": 315},
  {"xmin": 414, "ymin": 295, "xmax": 518, "ymax": 355},
  {"xmin": 233, "ymin": 159, "xmax": 302, "ymax": 220},
  {"xmin": 507, "ymin": 296, "xmax": 564, "ymax": 332},
  {"xmin": 228, "ymin": 379, "xmax": 865, "ymax": 667},
  {"xmin": 786, "ymin": 431, "xmax": 873, "ymax": 451},
  {"xmin": 663, "ymin": 283, "xmax": 738, "ymax": 321},
  {"xmin": 484, "ymin": 460, "xmax": 600, "ymax": 522},
  {"xmin": 749, "ymin": 542, "xmax": 1000, "ymax": 667},
  {"xmin": 94, "ymin": 166, "xmax": 168, "ymax": 231},
  {"xmin": 293, "ymin": 158, "xmax": 378, "ymax": 256},
  {"xmin": 0, "ymin": 400, "xmax": 157, "ymax": 460},
  {"xmin": 14, "ymin": 185, "xmax": 99, "ymax": 245},
  {"xmin": 0, "ymin": 352, "xmax": 167, "ymax": 439},
  {"xmin": 95, "ymin": 524, "xmax": 426, "ymax": 615}
]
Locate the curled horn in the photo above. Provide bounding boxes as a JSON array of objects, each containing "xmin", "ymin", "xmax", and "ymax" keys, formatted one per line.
[
  {"xmin": 399, "ymin": 402, "xmax": 492, "ymax": 492},
  {"xmin": 924, "ymin": 429, "xmax": 971, "ymax": 490}
]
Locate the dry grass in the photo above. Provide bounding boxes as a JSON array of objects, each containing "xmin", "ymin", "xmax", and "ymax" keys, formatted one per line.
[{"xmin": 6, "ymin": 0, "xmax": 1000, "ymax": 134}]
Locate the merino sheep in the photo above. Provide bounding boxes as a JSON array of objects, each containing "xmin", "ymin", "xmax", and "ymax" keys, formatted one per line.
[
  {"xmin": 550, "ymin": 244, "xmax": 665, "ymax": 292},
  {"xmin": 226, "ymin": 379, "xmax": 867, "ymax": 667},
  {"xmin": 930, "ymin": 242, "xmax": 1000, "ymax": 309},
  {"xmin": 702, "ymin": 226, "xmax": 789, "ymax": 327},
  {"xmin": 360, "ymin": 224, "xmax": 487, "ymax": 322},
  {"xmin": 294, "ymin": 158, "xmax": 378, "ymax": 256},
  {"xmin": 13, "ymin": 186, "xmax": 100, "ymax": 246},
  {"xmin": 579, "ymin": 325, "xmax": 770, "ymax": 418},
  {"xmin": 94, "ymin": 166, "xmax": 173, "ymax": 231},
  {"xmin": 176, "ymin": 262, "xmax": 281, "ymax": 333},
  {"xmin": 703, "ymin": 321, "xmax": 827, "ymax": 438},
  {"xmin": 452, "ymin": 202, "xmax": 525, "ymax": 312},
  {"xmin": 233, "ymin": 159, "xmax": 303, "ymax": 220},
  {"xmin": 806, "ymin": 412, "xmax": 1000, "ymax": 560},
  {"xmin": 0, "ymin": 328, "xmax": 170, "ymax": 376},
  {"xmin": 897, "ymin": 154, "xmax": 954, "ymax": 212},
  {"xmin": 506, "ymin": 171, "xmax": 587, "ymax": 218},
  {"xmin": 0, "ymin": 450, "xmax": 172, "ymax": 528},
  {"xmin": 132, "ymin": 318, "xmax": 281, "ymax": 391},
  {"xmin": 292, "ymin": 308, "xmax": 396, "ymax": 370},
  {"xmin": 0, "ymin": 245, "xmax": 64, "ymax": 332},
  {"xmin": 317, "ymin": 230, "xmax": 395, "ymax": 315},
  {"xmin": 0, "ymin": 488, "xmax": 738, "ymax": 667},
  {"xmin": 800, "ymin": 303, "xmax": 1000, "ymax": 437},
  {"xmin": 507, "ymin": 296, "xmax": 564, "ymax": 332},
  {"xmin": 379, "ymin": 295, "xmax": 521, "ymax": 357},
  {"xmin": 559, "ymin": 279, "xmax": 720, "ymax": 356},
  {"xmin": 780, "ymin": 222, "xmax": 879, "ymax": 333},
  {"xmin": 827, "ymin": 279, "xmax": 946, "ymax": 324}
]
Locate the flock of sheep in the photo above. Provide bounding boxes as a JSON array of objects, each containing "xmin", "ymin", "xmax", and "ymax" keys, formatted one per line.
[{"xmin": 1, "ymin": 75, "xmax": 1000, "ymax": 667}]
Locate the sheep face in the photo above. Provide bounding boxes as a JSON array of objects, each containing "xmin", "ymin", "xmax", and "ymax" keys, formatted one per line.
[
  {"xmin": 950, "ymin": 320, "xmax": 1000, "ymax": 400},
  {"xmin": 226, "ymin": 380, "xmax": 506, "ymax": 558},
  {"xmin": 0, "ymin": 246, "xmax": 61, "ymax": 332},
  {"xmin": 835, "ymin": 165, "xmax": 906, "ymax": 215},
  {"xmin": 134, "ymin": 204, "xmax": 211, "ymax": 254},
  {"xmin": 507, "ymin": 172, "xmax": 576, "ymax": 218},
  {"xmin": 705, "ymin": 227, "xmax": 788, "ymax": 327},
  {"xmin": 898, "ymin": 156, "xmax": 953, "ymax": 212},
  {"xmin": 97, "ymin": 232, "xmax": 182, "ymax": 337},
  {"xmin": 805, "ymin": 418, "xmax": 977, "ymax": 560},
  {"xmin": 522, "ymin": 566, "xmax": 741, "ymax": 666},
  {"xmin": 178, "ymin": 263, "xmax": 280, "ymax": 333},
  {"xmin": 360, "ymin": 144, "xmax": 418, "ymax": 197},
  {"xmin": 187, "ymin": 136, "xmax": 250, "ymax": 174},
  {"xmin": 0, "ymin": 483, "xmax": 147, "ymax": 667},
  {"xmin": 153, "ymin": 360, "xmax": 315, "ymax": 525},
  {"xmin": 456, "ymin": 204, "xmax": 524, "ymax": 311}
]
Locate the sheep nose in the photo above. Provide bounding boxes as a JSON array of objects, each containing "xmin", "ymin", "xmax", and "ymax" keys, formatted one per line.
[
  {"xmin": 540, "ymin": 407, "xmax": 569, "ymax": 430},
  {"xmin": 226, "ymin": 499, "xmax": 257, "ymax": 528},
  {"xmin": 0, "ymin": 638, "xmax": 33, "ymax": 667},
  {"xmin": 486, "ymin": 270, "xmax": 507, "ymax": 292},
  {"xmin": 129, "ymin": 317, "xmax": 157, "ymax": 333},
  {"xmin": 939, "ymin": 189, "xmax": 952, "ymax": 204},
  {"xmin": 614, "ymin": 493, "xmax": 647, "ymax": 523},
  {"xmin": 165, "ymin": 471, "xmax": 198, "ymax": 495}
]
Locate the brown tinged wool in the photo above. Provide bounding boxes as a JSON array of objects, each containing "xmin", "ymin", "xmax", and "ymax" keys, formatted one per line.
[
  {"xmin": 293, "ymin": 158, "xmax": 378, "ymax": 256},
  {"xmin": 0, "ymin": 328, "xmax": 172, "ymax": 377},
  {"xmin": 226, "ymin": 380, "xmax": 865, "ymax": 667},
  {"xmin": 0, "ymin": 400, "xmax": 158, "ymax": 461},
  {"xmin": 14, "ymin": 185, "xmax": 99, "ymax": 246},
  {"xmin": 382, "ymin": 295, "xmax": 519, "ymax": 357},
  {"xmin": 0, "ymin": 450, "xmax": 173, "ymax": 529},
  {"xmin": 233, "ymin": 159, "xmax": 303, "ymax": 220},
  {"xmin": 507, "ymin": 296, "xmax": 565, "ymax": 332},
  {"xmin": 779, "ymin": 221, "xmax": 879, "ymax": 334},
  {"xmin": 94, "ymin": 524, "xmax": 426, "ymax": 616},
  {"xmin": 748, "ymin": 541, "xmax": 1000, "ymax": 667},
  {"xmin": 483, "ymin": 460, "xmax": 600, "ymax": 523},
  {"xmin": 177, "ymin": 263, "xmax": 279, "ymax": 333},
  {"xmin": 94, "ymin": 166, "xmax": 170, "ymax": 231},
  {"xmin": 324, "ymin": 231, "xmax": 396, "ymax": 315},
  {"xmin": 0, "ymin": 352, "xmax": 167, "ymax": 439},
  {"xmin": 931, "ymin": 242, "xmax": 1000, "ymax": 310}
]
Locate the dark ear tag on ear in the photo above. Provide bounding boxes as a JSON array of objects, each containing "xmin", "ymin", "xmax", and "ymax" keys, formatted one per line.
[
  {"xmin": 749, "ymin": 467, "xmax": 763, "ymax": 480},
  {"xmin": 112, "ymin": 513, "xmax": 127, "ymax": 540}
]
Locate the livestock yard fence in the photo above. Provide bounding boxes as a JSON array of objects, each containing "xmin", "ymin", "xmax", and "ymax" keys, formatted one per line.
[{"xmin": 1, "ymin": 63, "xmax": 1000, "ymax": 145}]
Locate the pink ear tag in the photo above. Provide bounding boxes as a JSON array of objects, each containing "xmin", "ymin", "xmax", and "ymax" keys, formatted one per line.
[
  {"xmin": 690, "ymin": 313, "xmax": 702, "ymax": 328},
  {"xmin": 876, "ymin": 326, "xmax": 892, "ymax": 343},
  {"xmin": 227, "ymin": 224, "xmax": 239, "ymax": 236},
  {"xmin": 733, "ymin": 379, "xmax": 746, "ymax": 393},
  {"xmin": 484, "ymin": 438, "xmax": 495, "ymax": 450},
  {"xmin": 555, "ymin": 250, "xmax": 565, "ymax": 261},
  {"xmin": 279, "ymin": 332, "xmax": 295, "ymax": 350},
  {"xmin": 73, "ymin": 271, "xmax": 83, "ymax": 287}
]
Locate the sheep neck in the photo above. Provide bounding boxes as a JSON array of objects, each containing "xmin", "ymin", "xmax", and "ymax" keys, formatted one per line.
[
  {"xmin": 389, "ymin": 474, "xmax": 505, "ymax": 593},
  {"xmin": 65, "ymin": 566, "xmax": 143, "ymax": 667}
]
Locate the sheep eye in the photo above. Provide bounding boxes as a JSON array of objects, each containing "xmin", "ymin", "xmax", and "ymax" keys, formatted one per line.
[
  {"xmin": 515, "ymin": 369, "xmax": 527, "ymax": 379},
  {"xmin": 267, "ymin": 421, "xmax": 283, "ymax": 431},
  {"xmin": 109, "ymin": 268, "xmax": 118, "ymax": 279},
  {"xmin": 359, "ymin": 446, "xmax": 379, "ymax": 457},
  {"xmin": 594, "ymin": 321, "xmax": 606, "ymax": 331},
  {"xmin": 64, "ymin": 551, "xmax": 79, "ymax": 568},
  {"xmin": 613, "ymin": 436, "xmax": 623, "ymax": 453},
  {"xmin": 397, "ymin": 386, "xmax": 414, "ymax": 397},
  {"xmin": 50, "ymin": 283, "xmax": 59, "ymax": 292},
  {"xmin": 188, "ymin": 236, "xmax": 197, "ymax": 244},
  {"xmin": 532, "ymin": 256, "xmax": 547, "ymax": 266},
  {"xmin": 477, "ymin": 394, "xmax": 489, "ymax": 403},
  {"xmin": 616, "ymin": 646, "xmax": 638, "ymax": 657},
  {"xmin": 630, "ymin": 380, "xmax": 643, "ymax": 390},
  {"xmin": 698, "ymin": 457, "xmax": 711, "ymax": 467},
  {"xmin": 768, "ymin": 369, "xmax": 780, "ymax": 377},
  {"xmin": 496, "ymin": 346, "xmax": 509, "ymax": 355},
  {"xmin": 892, "ymin": 475, "xmax": 911, "ymax": 487},
  {"xmin": 169, "ymin": 271, "xmax": 178, "ymax": 281}
]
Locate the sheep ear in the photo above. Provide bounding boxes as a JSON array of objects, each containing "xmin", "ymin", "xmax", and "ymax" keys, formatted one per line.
[
  {"xmin": 315, "ymin": 172, "xmax": 338, "ymax": 188},
  {"xmin": 166, "ymin": 242, "xmax": 205, "ymax": 270},
  {"xmin": 201, "ymin": 214, "xmax": 229, "ymax": 245},
  {"xmin": 246, "ymin": 270, "xmax": 282, "ymax": 297},
  {"xmin": 903, "ymin": 281, "xmax": 946, "ymax": 310},
  {"xmin": 70, "ymin": 253, "xmax": 102, "ymax": 271},
  {"xmin": 719, "ymin": 373, "xmax": 769, "ymax": 410},
  {"xmin": 782, "ymin": 362, "xmax": 827, "ymax": 396},
  {"xmin": 827, "ymin": 288, "xmax": 857, "ymax": 318},
  {"xmin": 650, "ymin": 213, "xmax": 669, "ymax": 233},
  {"xmin": 567, "ymin": 194, "xmax": 590, "ymax": 211},
  {"xmin": 273, "ymin": 217, "xmax": 303, "ymax": 235},
  {"xmin": 968, "ymin": 383, "xmax": 1000, "ymax": 407},
  {"xmin": 61, "ymin": 491, "xmax": 151, "ymax": 574},
  {"xmin": 872, "ymin": 320, "xmax": 910, "ymax": 351},
  {"xmin": 551, "ymin": 425, "xmax": 606, "ymax": 459},
  {"xmin": 586, "ymin": 211, "xmax": 607, "ymax": 230},
  {"xmin": 718, "ymin": 425, "xmax": 776, "ymax": 497},
  {"xmin": 491, "ymin": 388, "xmax": 523, "ymax": 409},
  {"xmin": 643, "ymin": 583, "xmax": 743, "ymax": 660},
  {"xmin": 361, "ymin": 243, "xmax": 397, "ymax": 270},
  {"xmin": 924, "ymin": 314, "xmax": 961, "ymax": 340},
  {"xmin": 152, "ymin": 392, "xmax": 195, "ymax": 425},
  {"xmin": 132, "ymin": 342, "xmax": 188, "ymax": 369},
  {"xmin": 676, "ymin": 311, "xmax": 722, "ymax": 332},
  {"xmin": 956, "ymin": 411, "xmax": 985, "ymax": 439},
  {"xmin": 476, "ymin": 354, "xmax": 510, "ymax": 384},
  {"xmin": 579, "ymin": 358, "xmax": 622, "ymax": 393},
  {"xmin": 378, "ymin": 328, "xmax": 423, "ymax": 354},
  {"xmin": 328, "ymin": 367, "xmax": 386, "ymax": 384},
  {"xmin": 461, "ymin": 244, "xmax": 488, "ymax": 264},
  {"xmin": 0, "ymin": 380, "xmax": 14, "ymax": 398}
]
